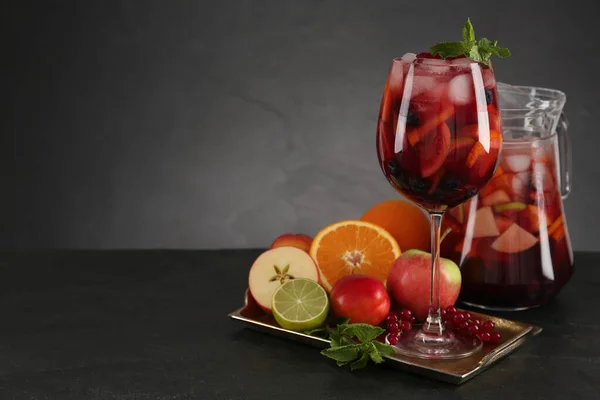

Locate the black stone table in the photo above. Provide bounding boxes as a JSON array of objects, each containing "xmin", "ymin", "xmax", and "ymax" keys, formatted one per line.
[{"xmin": 0, "ymin": 250, "xmax": 598, "ymax": 399}]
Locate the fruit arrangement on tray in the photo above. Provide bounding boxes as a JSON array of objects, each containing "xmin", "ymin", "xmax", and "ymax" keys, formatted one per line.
[{"xmin": 244, "ymin": 199, "xmax": 507, "ymax": 370}]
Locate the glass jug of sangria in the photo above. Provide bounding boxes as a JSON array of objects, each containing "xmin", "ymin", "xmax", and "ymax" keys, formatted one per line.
[{"xmin": 441, "ymin": 83, "xmax": 574, "ymax": 310}]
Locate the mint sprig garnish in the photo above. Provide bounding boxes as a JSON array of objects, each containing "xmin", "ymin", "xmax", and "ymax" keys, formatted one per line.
[
  {"xmin": 305, "ymin": 319, "xmax": 395, "ymax": 370},
  {"xmin": 430, "ymin": 18, "xmax": 511, "ymax": 67}
]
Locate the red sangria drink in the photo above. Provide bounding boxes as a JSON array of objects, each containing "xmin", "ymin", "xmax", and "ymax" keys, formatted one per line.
[
  {"xmin": 377, "ymin": 54, "xmax": 502, "ymax": 211},
  {"xmin": 376, "ymin": 19, "xmax": 511, "ymax": 359},
  {"xmin": 441, "ymin": 87, "xmax": 574, "ymax": 310}
]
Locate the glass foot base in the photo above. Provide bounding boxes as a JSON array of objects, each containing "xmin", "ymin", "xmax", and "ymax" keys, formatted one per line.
[
  {"xmin": 461, "ymin": 300, "xmax": 542, "ymax": 312},
  {"xmin": 386, "ymin": 329, "xmax": 482, "ymax": 360}
]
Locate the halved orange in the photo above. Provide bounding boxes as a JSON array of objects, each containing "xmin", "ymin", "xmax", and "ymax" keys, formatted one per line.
[{"xmin": 309, "ymin": 220, "xmax": 402, "ymax": 292}]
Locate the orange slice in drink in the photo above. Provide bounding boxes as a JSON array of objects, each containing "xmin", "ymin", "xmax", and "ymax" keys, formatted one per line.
[
  {"xmin": 406, "ymin": 104, "xmax": 455, "ymax": 146},
  {"xmin": 309, "ymin": 220, "xmax": 402, "ymax": 292}
]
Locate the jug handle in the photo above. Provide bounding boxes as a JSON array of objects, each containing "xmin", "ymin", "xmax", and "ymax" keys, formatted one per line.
[{"xmin": 557, "ymin": 112, "xmax": 572, "ymax": 199}]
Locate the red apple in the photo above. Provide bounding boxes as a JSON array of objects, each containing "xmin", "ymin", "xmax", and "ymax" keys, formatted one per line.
[
  {"xmin": 248, "ymin": 246, "xmax": 320, "ymax": 313},
  {"xmin": 270, "ymin": 233, "xmax": 312, "ymax": 253},
  {"xmin": 387, "ymin": 249, "xmax": 461, "ymax": 321},
  {"xmin": 330, "ymin": 275, "xmax": 390, "ymax": 326}
]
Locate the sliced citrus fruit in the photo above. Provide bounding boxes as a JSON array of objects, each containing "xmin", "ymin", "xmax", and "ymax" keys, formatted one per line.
[
  {"xmin": 271, "ymin": 278, "xmax": 329, "ymax": 332},
  {"xmin": 309, "ymin": 220, "xmax": 401, "ymax": 292},
  {"xmin": 406, "ymin": 103, "xmax": 455, "ymax": 146},
  {"xmin": 420, "ymin": 122, "xmax": 451, "ymax": 178},
  {"xmin": 547, "ymin": 215, "xmax": 564, "ymax": 237}
]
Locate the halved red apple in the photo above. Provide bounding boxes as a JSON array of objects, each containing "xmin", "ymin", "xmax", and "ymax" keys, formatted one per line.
[
  {"xmin": 491, "ymin": 223, "xmax": 538, "ymax": 253},
  {"xmin": 420, "ymin": 122, "xmax": 451, "ymax": 178},
  {"xmin": 248, "ymin": 247, "xmax": 320, "ymax": 313},
  {"xmin": 472, "ymin": 206, "xmax": 500, "ymax": 238},
  {"xmin": 270, "ymin": 233, "xmax": 313, "ymax": 252}
]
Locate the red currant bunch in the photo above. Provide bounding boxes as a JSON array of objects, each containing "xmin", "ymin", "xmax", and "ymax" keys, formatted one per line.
[
  {"xmin": 443, "ymin": 306, "xmax": 501, "ymax": 344},
  {"xmin": 385, "ymin": 308, "xmax": 415, "ymax": 345}
]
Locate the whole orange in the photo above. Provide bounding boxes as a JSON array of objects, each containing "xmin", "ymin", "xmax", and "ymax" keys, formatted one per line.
[{"xmin": 360, "ymin": 199, "xmax": 430, "ymax": 252}]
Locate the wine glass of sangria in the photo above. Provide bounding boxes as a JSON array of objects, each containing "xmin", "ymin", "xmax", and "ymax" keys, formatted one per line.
[{"xmin": 376, "ymin": 20, "xmax": 509, "ymax": 359}]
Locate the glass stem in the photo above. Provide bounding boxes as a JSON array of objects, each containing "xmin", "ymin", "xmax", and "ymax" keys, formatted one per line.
[{"xmin": 424, "ymin": 212, "xmax": 444, "ymax": 336}]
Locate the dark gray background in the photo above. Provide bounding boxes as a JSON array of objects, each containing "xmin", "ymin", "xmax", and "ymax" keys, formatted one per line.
[{"xmin": 2, "ymin": 0, "xmax": 597, "ymax": 250}]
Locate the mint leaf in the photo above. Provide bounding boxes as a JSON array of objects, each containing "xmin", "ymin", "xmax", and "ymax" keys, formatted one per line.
[
  {"xmin": 429, "ymin": 18, "xmax": 510, "ymax": 65},
  {"xmin": 468, "ymin": 45, "xmax": 483, "ymax": 62},
  {"xmin": 321, "ymin": 344, "xmax": 360, "ymax": 362},
  {"xmin": 304, "ymin": 327, "xmax": 328, "ymax": 338},
  {"xmin": 329, "ymin": 331, "xmax": 342, "ymax": 347},
  {"xmin": 491, "ymin": 47, "xmax": 511, "ymax": 58},
  {"xmin": 366, "ymin": 342, "xmax": 384, "ymax": 364},
  {"xmin": 462, "ymin": 18, "xmax": 475, "ymax": 42},
  {"xmin": 369, "ymin": 349, "xmax": 384, "ymax": 364},
  {"xmin": 430, "ymin": 42, "xmax": 465, "ymax": 58},
  {"xmin": 336, "ymin": 360, "xmax": 350, "ymax": 367},
  {"xmin": 350, "ymin": 352, "xmax": 370, "ymax": 371},
  {"xmin": 342, "ymin": 324, "xmax": 384, "ymax": 343},
  {"xmin": 371, "ymin": 341, "xmax": 396, "ymax": 357},
  {"xmin": 329, "ymin": 331, "xmax": 353, "ymax": 347}
]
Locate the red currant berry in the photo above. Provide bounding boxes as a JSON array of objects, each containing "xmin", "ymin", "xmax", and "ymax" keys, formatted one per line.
[
  {"xmin": 490, "ymin": 332, "xmax": 501, "ymax": 344},
  {"xmin": 401, "ymin": 320, "xmax": 413, "ymax": 332},
  {"xmin": 480, "ymin": 332, "xmax": 491, "ymax": 342},
  {"xmin": 440, "ymin": 309, "xmax": 447, "ymax": 319},
  {"xmin": 482, "ymin": 321, "xmax": 495, "ymax": 332},
  {"xmin": 452, "ymin": 313, "xmax": 465, "ymax": 325},
  {"xmin": 400, "ymin": 309, "xmax": 413, "ymax": 321},
  {"xmin": 459, "ymin": 320, "xmax": 471, "ymax": 331},
  {"xmin": 386, "ymin": 313, "xmax": 399, "ymax": 324},
  {"xmin": 463, "ymin": 312, "xmax": 472, "ymax": 320},
  {"xmin": 410, "ymin": 316, "xmax": 416, "ymax": 323},
  {"xmin": 388, "ymin": 334, "xmax": 398, "ymax": 345},
  {"xmin": 469, "ymin": 318, "xmax": 481, "ymax": 326},
  {"xmin": 468, "ymin": 325, "xmax": 480, "ymax": 335},
  {"xmin": 387, "ymin": 321, "xmax": 400, "ymax": 333},
  {"xmin": 445, "ymin": 306, "xmax": 457, "ymax": 315}
]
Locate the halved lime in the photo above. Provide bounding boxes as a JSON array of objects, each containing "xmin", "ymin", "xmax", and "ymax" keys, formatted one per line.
[{"xmin": 271, "ymin": 278, "xmax": 329, "ymax": 332}]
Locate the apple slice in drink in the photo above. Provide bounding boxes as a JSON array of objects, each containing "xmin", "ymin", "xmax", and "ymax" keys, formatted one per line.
[
  {"xmin": 472, "ymin": 206, "xmax": 500, "ymax": 238},
  {"xmin": 491, "ymin": 223, "xmax": 538, "ymax": 253},
  {"xmin": 495, "ymin": 216, "xmax": 514, "ymax": 234},
  {"xmin": 248, "ymin": 247, "xmax": 320, "ymax": 313},
  {"xmin": 482, "ymin": 190, "xmax": 511, "ymax": 206}
]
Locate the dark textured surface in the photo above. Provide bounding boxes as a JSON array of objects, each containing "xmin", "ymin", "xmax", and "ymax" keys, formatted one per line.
[
  {"xmin": 2, "ymin": 0, "xmax": 600, "ymax": 251},
  {"xmin": 0, "ymin": 250, "xmax": 597, "ymax": 399}
]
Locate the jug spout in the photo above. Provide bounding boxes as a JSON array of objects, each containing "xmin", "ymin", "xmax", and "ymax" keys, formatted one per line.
[{"xmin": 497, "ymin": 82, "xmax": 566, "ymax": 140}]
